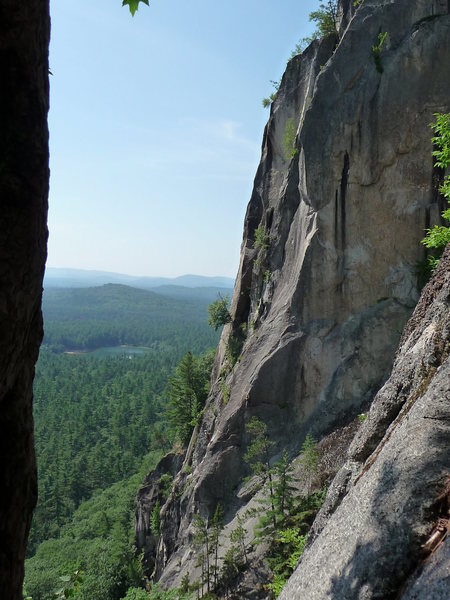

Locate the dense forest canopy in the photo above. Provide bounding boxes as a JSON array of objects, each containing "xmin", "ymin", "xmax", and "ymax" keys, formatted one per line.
[
  {"xmin": 42, "ymin": 284, "xmax": 219, "ymax": 352},
  {"xmin": 25, "ymin": 283, "xmax": 221, "ymax": 598}
]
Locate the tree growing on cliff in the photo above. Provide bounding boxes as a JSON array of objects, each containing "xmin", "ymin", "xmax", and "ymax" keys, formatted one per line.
[
  {"xmin": 219, "ymin": 515, "xmax": 249, "ymax": 596},
  {"xmin": 229, "ymin": 514, "xmax": 249, "ymax": 568},
  {"xmin": 289, "ymin": 0, "xmax": 339, "ymax": 60},
  {"xmin": 208, "ymin": 294, "xmax": 231, "ymax": 330},
  {"xmin": 273, "ymin": 452, "xmax": 297, "ymax": 522},
  {"xmin": 299, "ymin": 434, "xmax": 319, "ymax": 494},
  {"xmin": 309, "ymin": 1, "xmax": 339, "ymax": 38},
  {"xmin": 262, "ymin": 80, "xmax": 280, "ymax": 109},
  {"xmin": 150, "ymin": 500, "xmax": 161, "ymax": 536},
  {"xmin": 422, "ymin": 113, "xmax": 450, "ymax": 271},
  {"xmin": 244, "ymin": 417, "xmax": 277, "ymax": 531},
  {"xmin": 191, "ymin": 505, "xmax": 224, "ymax": 595},
  {"xmin": 283, "ymin": 119, "xmax": 298, "ymax": 160},
  {"xmin": 167, "ymin": 351, "xmax": 214, "ymax": 445},
  {"xmin": 193, "ymin": 514, "xmax": 212, "ymax": 596},
  {"xmin": 265, "ymin": 1, "xmax": 340, "ymax": 107}
]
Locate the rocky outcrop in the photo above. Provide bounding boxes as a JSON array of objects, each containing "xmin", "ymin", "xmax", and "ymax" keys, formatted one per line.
[
  {"xmin": 280, "ymin": 245, "xmax": 450, "ymax": 600},
  {"xmin": 135, "ymin": 452, "xmax": 185, "ymax": 576},
  {"xmin": 138, "ymin": 0, "xmax": 450, "ymax": 591},
  {"xmin": 0, "ymin": 2, "xmax": 49, "ymax": 598}
]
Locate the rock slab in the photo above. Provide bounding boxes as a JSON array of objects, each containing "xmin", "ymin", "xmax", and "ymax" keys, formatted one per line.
[{"xmin": 280, "ymin": 247, "xmax": 450, "ymax": 599}]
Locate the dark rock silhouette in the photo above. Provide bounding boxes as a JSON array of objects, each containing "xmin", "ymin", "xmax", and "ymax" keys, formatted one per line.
[{"xmin": 0, "ymin": 1, "xmax": 49, "ymax": 598}]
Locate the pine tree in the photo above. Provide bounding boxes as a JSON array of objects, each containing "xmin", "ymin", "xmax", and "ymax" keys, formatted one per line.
[
  {"xmin": 254, "ymin": 451, "xmax": 298, "ymax": 541},
  {"xmin": 208, "ymin": 294, "xmax": 231, "ymax": 330},
  {"xmin": 150, "ymin": 500, "xmax": 161, "ymax": 536},
  {"xmin": 167, "ymin": 352, "xmax": 213, "ymax": 445},
  {"xmin": 229, "ymin": 514, "xmax": 249, "ymax": 567},
  {"xmin": 193, "ymin": 514, "xmax": 211, "ymax": 595},
  {"xmin": 273, "ymin": 451, "xmax": 297, "ymax": 525},
  {"xmin": 244, "ymin": 417, "xmax": 277, "ymax": 531},
  {"xmin": 309, "ymin": 1, "xmax": 339, "ymax": 39},
  {"xmin": 299, "ymin": 434, "xmax": 319, "ymax": 494},
  {"xmin": 421, "ymin": 113, "xmax": 450, "ymax": 273},
  {"xmin": 210, "ymin": 505, "xmax": 224, "ymax": 589}
]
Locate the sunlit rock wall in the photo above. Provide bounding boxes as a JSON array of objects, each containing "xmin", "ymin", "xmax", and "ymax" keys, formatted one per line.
[{"xmin": 138, "ymin": 0, "xmax": 450, "ymax": 589}]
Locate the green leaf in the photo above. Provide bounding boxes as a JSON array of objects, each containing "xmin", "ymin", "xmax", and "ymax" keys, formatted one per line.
[
  {"xmin": 122, "ymin": 0, "xmax": 149, "ymax": 17},
  {"xmin": 208, "ymin": 294, "xmax": 231, "ymax": 330},
  {"xmin": 421, "ymin": 225, "xmax": 450, "ymax": 249}
]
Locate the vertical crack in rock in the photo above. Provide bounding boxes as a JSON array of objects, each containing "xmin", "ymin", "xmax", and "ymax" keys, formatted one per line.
[{"xmin": 335, "ymin": 151, "xmax": 350, "ymax": 294}]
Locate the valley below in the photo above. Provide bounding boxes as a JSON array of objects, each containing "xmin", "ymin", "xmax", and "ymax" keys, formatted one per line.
[
  {"xmin": 11, "ymin": 1, "xmax": 450, "ymax": 599},
  {"xmin": 24, "ymin": 281, "xmax": 225, "ymax": 599}
]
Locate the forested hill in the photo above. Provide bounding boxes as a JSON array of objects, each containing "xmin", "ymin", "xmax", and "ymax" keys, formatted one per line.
[
  {"xmin": 25, "ymin": 280, "xmax": 221, "ymax": 597},
  {"xmin": 44, "ymin": 267, "xmax": 235, "ymax": 291},
  {"xmin": 42, "ymin": 284, "xmax": 220, "ymax": 352}
]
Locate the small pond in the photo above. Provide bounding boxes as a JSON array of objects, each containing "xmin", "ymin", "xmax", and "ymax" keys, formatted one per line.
[{"xmin": 65, "ymin": 345, "xmax": 153, "ymax": 358}]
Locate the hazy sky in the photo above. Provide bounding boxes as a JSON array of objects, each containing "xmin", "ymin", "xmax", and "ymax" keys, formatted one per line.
[{"xmin": 48, "ymin": 0, "xmax": 318, "ymax": 277}]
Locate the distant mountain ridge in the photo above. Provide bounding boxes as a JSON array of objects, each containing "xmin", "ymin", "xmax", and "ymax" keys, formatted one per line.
[{"xmin": 44, "ymin": 267, "xmax": 234, "ymax": 290}]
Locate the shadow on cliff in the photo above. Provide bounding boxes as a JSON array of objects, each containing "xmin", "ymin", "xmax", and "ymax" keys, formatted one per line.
[{"xmin": 327, "ymin": 423, "xmax": 449, "ymax": 600}]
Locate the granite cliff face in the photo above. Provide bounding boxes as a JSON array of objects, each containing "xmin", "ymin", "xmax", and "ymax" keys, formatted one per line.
[
  {"xmin": 136, "ymin": 0, "xmax": 450, "ymax": 594},
  {"xmin": 280, "ymin": 245, "xmax": 450, "ymax": 600}
]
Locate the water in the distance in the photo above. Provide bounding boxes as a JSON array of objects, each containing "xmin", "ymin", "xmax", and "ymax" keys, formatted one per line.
[{"xmin": 65, "ymin": 346, "xmax": 153, "ymax": 358}]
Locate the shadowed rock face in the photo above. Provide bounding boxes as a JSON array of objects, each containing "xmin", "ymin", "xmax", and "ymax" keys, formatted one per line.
[
  {"xmin": 279, "ymin": 246, "xmax": 450, "ymax": 600},
  {"xmin": 137, "ymin": 0, "xmax": 450, "ymax": 588},
  {"xmin": 135, "ymin": 452, "xmax": 185, "ymax": 576},
  {"xmin": 0, "ymin": 2, "xmax": 49, "ymax": 598}
]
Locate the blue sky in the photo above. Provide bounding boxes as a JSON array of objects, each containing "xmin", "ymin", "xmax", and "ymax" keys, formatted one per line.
[{"xmin": 48, "ymin": 0, "xmax": 318, "ymax": 277}]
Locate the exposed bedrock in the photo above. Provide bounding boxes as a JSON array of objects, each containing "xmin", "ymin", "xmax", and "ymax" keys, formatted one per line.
[
  {"xmin": 135, "ymin": 452, "xmax": 185, "ymax": 576},
  {"xmin": 137, "ymin": 0, "xmax": 450, "ymax": 589},
  {"xmin": 279, "ymin": 246, "xmax": 450, "ymax": 600}
]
